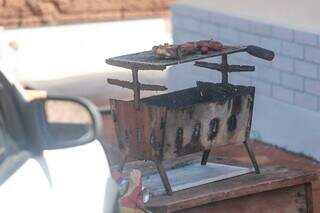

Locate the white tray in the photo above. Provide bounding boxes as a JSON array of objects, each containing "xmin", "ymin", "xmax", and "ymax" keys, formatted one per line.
[{"xmin": 142, "ymin": 161, "xmax": 253, "ymax": 196}]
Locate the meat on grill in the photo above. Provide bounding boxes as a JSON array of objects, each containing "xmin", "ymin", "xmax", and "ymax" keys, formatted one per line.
[{"xmin": 152, "ymin": 39, "xmax": 224, "ymax": 59}]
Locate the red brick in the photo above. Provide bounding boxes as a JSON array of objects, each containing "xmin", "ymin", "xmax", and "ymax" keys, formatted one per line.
[{"xmin": 0, "ymin": 0, "xmax": 173, "ymax": 27}]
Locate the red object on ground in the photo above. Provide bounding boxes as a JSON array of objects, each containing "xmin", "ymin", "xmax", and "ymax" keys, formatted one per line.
[
  {"xmin": 120, "ymin": 181, "xmax": 143, "ymax": 209},
  {"xmin": 120, "ymin": 170, "xmax": 144, "ymax": 209}
]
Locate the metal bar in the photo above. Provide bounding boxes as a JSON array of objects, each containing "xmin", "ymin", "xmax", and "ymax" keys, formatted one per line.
[
  {"xmin": 108, "ymin": 78, "xmax": 167, "ymax": 91},
  {"xmin": 201, "ymin": 150, "xmax": 211, "ymax": 165},
  {"xmin": 106, "ymin": 45, "xmax": 275, "ymax": 71},
  {"xmin": 132, "ymin": 69, "xmax": 140, "ymax": 110},
  {"xmin": 140, "ymin": 84, "xmax": 168, "ymax": 91},
  {"xmin": 154, "ymin": 161, "xmax": 172, "ymax": 195},
  {"xmin": 243, "ymin": 140, "xmax": 260, "ymax": 174},
  {"xmin": 105, "ymin": 46, "xmax": 248, "ymax": 70},
  {"xmin": 107, "ymin": 78, "xmax": 133, "ymax": 89},
  {"xmin": 105, "ymin": 59, "xmax": 166, "ymax": 71},
  {"xmin": 194, "ymin": 61, "xmax": 223, "ymax": 71},
  {"xmin": 228, "ymin": 65, "xmax": 255, "ymax": 72},
  {"xmin": 194, "ymin": 61, "xmax": 255, "ymax": 72},
  {"xmin": 221, "ymin": 54, "xmax": 228, "ymax": 84}
]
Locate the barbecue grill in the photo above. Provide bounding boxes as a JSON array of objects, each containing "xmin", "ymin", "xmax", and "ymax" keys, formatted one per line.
[{"xmin": 106, "ymin": 44, "xmax": 275, "ymax": 195}]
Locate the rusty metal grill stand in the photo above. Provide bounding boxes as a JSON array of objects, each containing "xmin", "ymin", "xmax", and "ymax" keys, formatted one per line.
[
  {"xmin": 107, "ymin": 68, "xmax": 167, "ymax": 110},
  {"xmin": 106, "ymin": 45, "xmax": 274, "ymax": 195},
  {"xmin": 195, "ymin": 53, "xmax": 259, "ymax": 175},
  {"xmin": 194, "ymin": 54, "xmax": 255, "ymax": 85}
]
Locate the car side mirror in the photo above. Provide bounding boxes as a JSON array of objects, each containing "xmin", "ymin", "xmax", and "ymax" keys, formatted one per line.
[{"xmin": 34, "ymin": 96, "xmax": 102, "ymax": 150}]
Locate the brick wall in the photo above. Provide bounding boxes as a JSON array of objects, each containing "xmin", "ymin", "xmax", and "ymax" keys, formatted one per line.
[
  {"xmin": 170, "ymin": 4, "xmax": 320, "ymax": 112},
  {"xmin": 0, "ymin": 0, "xmax": 172, "ymax": 28}
]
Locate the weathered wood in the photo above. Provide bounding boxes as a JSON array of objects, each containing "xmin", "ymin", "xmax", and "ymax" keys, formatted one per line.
[
  {"xmin": 305, "ymin": 182, "xmax": 314, "ymax": 213},
  {"xmin": 175, "ymin": 185, "xmax": 308, "ymax": 213},
  {"xmin": 146, "ymin": 166, "xmax": 317, "ymax": 213}
]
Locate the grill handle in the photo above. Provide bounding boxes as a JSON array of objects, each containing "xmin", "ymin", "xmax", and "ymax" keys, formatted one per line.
[{"xmin": 245, "ymin": 45, "xmax": 275, "ymax": 61}]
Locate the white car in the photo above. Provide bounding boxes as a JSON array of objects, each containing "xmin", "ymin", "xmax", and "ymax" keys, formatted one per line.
[{"xmin": 0, "ymin": 70, "xmax": 118, "ymax": 213}]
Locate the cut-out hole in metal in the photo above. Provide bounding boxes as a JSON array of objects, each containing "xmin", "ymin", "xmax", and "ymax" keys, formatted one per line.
[
  {"xmin": 208, "ymin": 118, "xmax": 219, "ymax": 140},
  {"xmin": 227, "ymin": 115, "xmax": 237, "ymax": 132}
]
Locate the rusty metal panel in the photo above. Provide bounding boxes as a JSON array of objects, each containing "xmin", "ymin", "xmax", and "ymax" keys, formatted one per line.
[
  {"xmin": 110, "ymin": 99, "xmax": 167, "ymax": 161},
  {"xmin": 162, "ymin": 94, "xmax": 254, "ymax": 159},
  {"xmin": 111, "ymin": 82, "xmax": 255, "ymax": 162}
]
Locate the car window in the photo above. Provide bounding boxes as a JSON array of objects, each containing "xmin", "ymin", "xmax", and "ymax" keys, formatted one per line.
[
  {"xmin": 0, "ymin": 106, "xmax": 30, "ymax": 185},
  {"xmin": 0, "ymin": 71, "xmax": 30, "ymax": 185}
]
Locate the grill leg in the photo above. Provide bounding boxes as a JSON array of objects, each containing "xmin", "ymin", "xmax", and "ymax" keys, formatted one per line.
[
  {"xmin": 201, "ymin": 149, "xmax": 211, "ymax": 165},
  {"xmin": 154, "ymin": 161, "xmax": 172, "ymax": 195},
  {"xmin": 243, "ymin": 140, "xmax": 260, "ymax": 174}
]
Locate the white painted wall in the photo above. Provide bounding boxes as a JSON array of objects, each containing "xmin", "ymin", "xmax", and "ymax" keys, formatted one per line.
[
  {"xmin": 252, "ymin": 95, "xmax": 320, "ymax": 160},
  {"xmin": 171, "ymin": 1, "xmax": 320, "ymax": 160},
  {"xmin": 0, "ymin": 18, "xmax": 172, "ymax": 81}
]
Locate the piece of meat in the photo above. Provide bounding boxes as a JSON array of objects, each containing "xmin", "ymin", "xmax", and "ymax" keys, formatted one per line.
[
  {"xmin": 200, "ymin": 46, "xmax": 209, "ymax": 54},
  {"xmin": 152, "ymin": 44, "xmax": 179, "ymax": 59},
  {"xmin": 153, "ymin": 39, "xmax": 224, "ymax": 59},
  {"xmin": 208, "ymin": 41, "xmax": 223, "ymax": 51},
  {"xmin": 197, "ymin": 40, "xmax": 223, "ymax": 51},
  {"xmin": 181, "ymin": 42, "xmax": 198, "ymax": 55}
]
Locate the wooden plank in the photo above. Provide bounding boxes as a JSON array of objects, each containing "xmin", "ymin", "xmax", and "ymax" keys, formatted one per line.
[
  {"xmin": 305, "ymin": 182, "xmax": 314, "ymax": 213},
  {"xmin": 146, "ymin": 166, "xmax": 318, "ymax": 212},
  {"xmin": 174, "ymin": 184, "xmax": 308, "ymax": 213}
]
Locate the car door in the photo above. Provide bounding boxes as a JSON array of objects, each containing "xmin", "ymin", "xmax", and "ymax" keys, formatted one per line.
[{"xmin": 0, "ymin": 70, "xmax": 119, "ymax": 213}]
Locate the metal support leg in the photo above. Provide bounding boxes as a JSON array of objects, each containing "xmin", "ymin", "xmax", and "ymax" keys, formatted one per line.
[
  {"xmin": 132, "ymin": 69, "xmax": 140, "ymax": 110},
  {"xmin": 201, "ymin": 149, "xmax": 211, "ymax": 165},
  {"xmin": 154, "ymin": 161, "xmax": 172, "ymax": 195},
  {"xmin": 243, "ymin": 141, "xmax": 260, "ymax": 174},
  {"xmin": 221, "ymin": 54, "xmax": 229, "ymax": 84}
]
